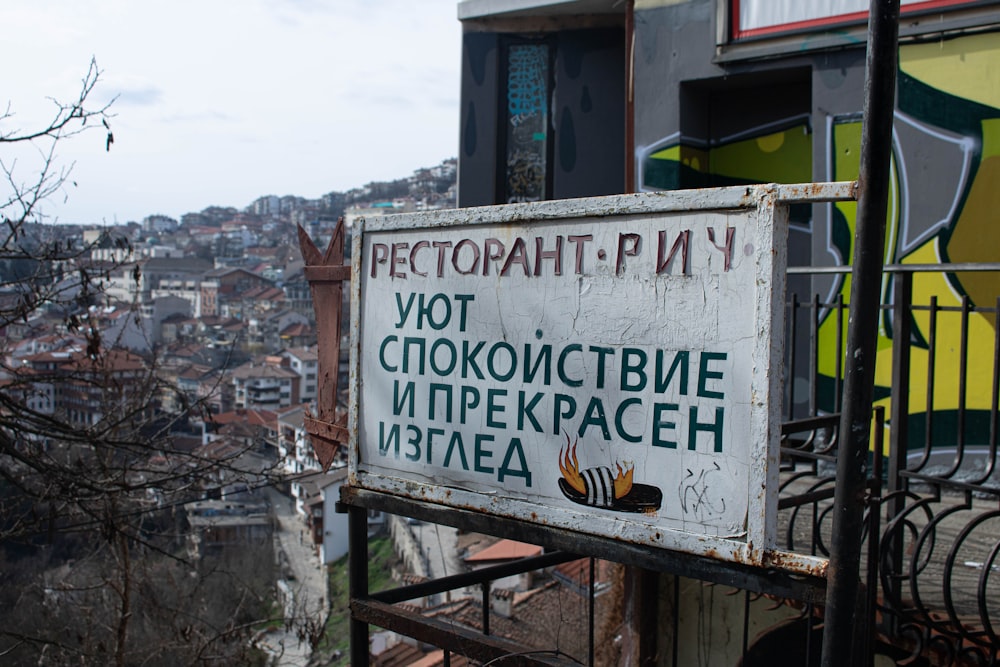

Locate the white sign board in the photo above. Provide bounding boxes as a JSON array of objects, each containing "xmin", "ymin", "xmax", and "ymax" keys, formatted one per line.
[{"xmin": 348, "ymin": 185, "xmax": 833, "ymax": 568}]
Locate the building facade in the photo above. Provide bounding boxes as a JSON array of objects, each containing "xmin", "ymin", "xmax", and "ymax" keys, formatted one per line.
[
  {"xmin": 231, "ymin": 359, "xmax": 299, "ymax": 411},
  {"xmin": 457, "ymin": 0, "xmax": 1000, "ymax": 438},
  {"xmin": 453, "ymin": 1, "xmax": 1000, "ymax": 663}
]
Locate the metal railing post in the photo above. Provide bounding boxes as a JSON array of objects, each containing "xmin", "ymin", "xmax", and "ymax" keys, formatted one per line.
[{"xmin": 886, "ymin": 271, "xmax": 911, "ymax": 616}]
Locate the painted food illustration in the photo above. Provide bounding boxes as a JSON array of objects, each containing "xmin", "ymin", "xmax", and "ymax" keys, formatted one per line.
[{"xmin": 557, "ymin": 435, "xmax": 662, "ymax": 513}]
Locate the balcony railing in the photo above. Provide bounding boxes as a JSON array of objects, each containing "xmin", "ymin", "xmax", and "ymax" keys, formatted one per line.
[{"xmin": 778, "ymin": 263, "xmax": 1000, "ymax": 664}]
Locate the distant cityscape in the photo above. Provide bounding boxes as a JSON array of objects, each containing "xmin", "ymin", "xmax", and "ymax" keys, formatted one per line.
[{"xmin": 0, "ymin": 156, "xmax": 456, "ymax": 558}]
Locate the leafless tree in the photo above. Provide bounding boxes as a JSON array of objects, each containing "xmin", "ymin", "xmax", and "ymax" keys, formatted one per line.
[{"xmin": 0, "ymin": 60, "xmax": 294, "ymax": 665}]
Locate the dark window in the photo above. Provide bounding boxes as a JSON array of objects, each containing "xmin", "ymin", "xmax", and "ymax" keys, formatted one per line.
[{"xmin": 500, "ymin": 40, "xmax": 553, "ymax": 203}]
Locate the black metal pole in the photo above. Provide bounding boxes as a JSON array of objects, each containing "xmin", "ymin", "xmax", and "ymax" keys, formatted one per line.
[
  {"xmin": 820, "ymin": 1, "xmax": 900, "ymax": 666},
  {"xmin": 349, "ymin": 506, "xmax": 370, "ymax": 666},
  {"xmin": 866, "ymin": 407, "xmax": 886, "ymax": 667},
  {"xmin": 588, "ymin": 558, "xmax": 595, "ymax": 666},
  {"xmin": 481, "ymin": 581, "xmax": 491, "ymax": 636}
]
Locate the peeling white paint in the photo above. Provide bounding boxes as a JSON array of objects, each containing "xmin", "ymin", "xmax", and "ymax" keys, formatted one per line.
[{"xmin": 346, "ymin": 182, "xmax": 855, "ymax": 571}]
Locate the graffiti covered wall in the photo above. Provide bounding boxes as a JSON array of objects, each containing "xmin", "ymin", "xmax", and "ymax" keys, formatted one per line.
[
  {"xmin": 822, "ymin": 32, "xmax": 1000, "ymax": 451},
  {"xmin": 633, "ymin": 18, "xmax": 1000, "ymax": 450}
]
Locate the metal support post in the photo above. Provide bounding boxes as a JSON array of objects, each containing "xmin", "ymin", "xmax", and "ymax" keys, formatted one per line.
[
  {"xmin": 349, "ymin": 505, "xmax": 370, "ymax": 666},
  {"xmin": 820, "ymin": 1, "xmax": 900, "ymax": 666}
]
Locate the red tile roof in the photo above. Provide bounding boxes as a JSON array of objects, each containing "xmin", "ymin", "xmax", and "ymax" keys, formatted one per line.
[
  {"xmin": 280, "ymin": 322, "xmax": 313, "ymax": 338},
  {"xmin": 408, "ymin": 650, "xmax": 470, "ymax": 667},
  {"xmin": 464, "ymin": 539, "xmax": 542, "ymax": 563},
  {"xmin": 372, "ymin": 643, "xmax": 423, "ymax": 667},
  {"xmin": 208, "ymin": 408, "xmax": 277, "ymax": 428},
  {"xmin": 283, "ymin": 346, "xmax": 318, "ymax": 361}
]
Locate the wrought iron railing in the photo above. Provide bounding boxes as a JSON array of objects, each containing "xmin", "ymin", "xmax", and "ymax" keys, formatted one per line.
[{"xmin": 778, "ymin": 264, "xmax": 1000, "ymax": 665}]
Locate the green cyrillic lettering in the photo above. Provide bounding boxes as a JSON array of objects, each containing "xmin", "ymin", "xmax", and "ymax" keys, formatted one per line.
[
  {"xmin": 429, "ymin": 338, "xmax": 457, "ymax": 376},
  {"xmin": 462, "ymin": 340, "xmax": 486, "ymax": 379},
  {"xmin": 523, "ymin": 343, "xmax": 552, "ymax": 385},
  {"xmin": 404, "ymin": 425, "xmax": 421, "ymax": 461},
  {"xmin": 394, "ymin": 293, "xmax": 415, "ymax": 328},
  {"xmin": 401, "ymin": 337, "xmax": 426, "ymax": 374},
  {"xmin": 557, "ymin": 343, "xmax": 583, "ymax": 387},
  {"xmin": 428, "ymin": 383, "xmax": 453, "ymax": 422},
  {"xmin": 487, "ymin": 342, "xmax": 517, "ymax": 382},
  {"xmin": 578, "ymin": 396, "xmax": 611, "ymax": 440},
  {"xmin": 420, "ymin": 293, "xmax": 451, "ymax": 330},
  {"xmin": 517, "ymin": 391, "xmax": 544, "ymax": 432},
  {"xmin": 553, "ymin": 394, "xmax": 577, "ymax": 435},
  {"xmin": 621, "ymin": 347, "xmax": 648, "ymax": 391},
  {"xmin": 615, "ymin": 397, "xmax": 642, "ymax": 443},
  {"xmin": 444, "ymin": 431, "xmax": 469, "ymax": 470},
  {"xmin": 655, "ymin": 350, "xmax": 689, "ymax": 395},
  {"xmin": 393, "ymin": 380, "xmax": 415, "ymax": 418},
  {"xmin": 652, "ymin": 403, "xmax": 679, "ymax": 448},
  {"xmin": 689, "ymin": 405, "xmax": 725, "ymax": 452},
  {"xmin": 589, "ymin": 346, "xmax": 614, "ymax": 390},
  {"xmin": 427, "ymin": 427, "xmax": 444, "ymax": 464},
  {"xmin": 379, "ymin": 335, "xmax": 398, "ymax": 372},
  {"xmin": 697, "ymin": 352, "xmax": 727, "ymax": 399},
  {"xmin": 486, "ymin": 388, "xmax": 507, "ymax": 429},
  {"xmin": 460, "ymin": 386, "xmax": 481, "ymax": 424},
  {"xmin": 499, "ymin": 438, "xmax": 532, "ymax": 487},
  {"xmin": 378, "ymin": 421, "xmax": 400, "ymax": 457},
  {"xmin": 454, "ymin": 294, "xmax": 474, "ymax": 332},
  {"xmin": 474, "ymin": 433, "xmax": 495, "ymax": 474}
]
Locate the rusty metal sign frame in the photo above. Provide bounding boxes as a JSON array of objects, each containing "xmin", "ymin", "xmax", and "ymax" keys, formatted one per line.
[{"xmin": 346, "ymin": 181, "xmax": 855, "ymax": 576}]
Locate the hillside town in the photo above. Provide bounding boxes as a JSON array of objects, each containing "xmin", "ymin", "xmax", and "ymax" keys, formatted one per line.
[
  {"xmin": 6, "ymin": 0, "xmax": 1000, "ymax": 662},
  {"xmin": 1, "ymin": 152, "xmax": 615, "ymax": 665},
  {"xmin": 0, "ymin": 158, "xmax": 480, "ymax": 664},
  {"xmin": 5, "ymin": 155, "xmax": 455, "ymax": 422}
]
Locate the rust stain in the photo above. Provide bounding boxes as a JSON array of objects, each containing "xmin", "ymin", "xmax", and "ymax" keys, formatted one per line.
[
  {"xmin": 778, "ymin": 181, "xmax": 858, "ymax": 203},
  {"xmin": 766, "ymin": 551, "xmax": 829, "ymax": 578},
  {"xmin": 298, "ymin": 218, "xmax": 347, "ymax": 472}
]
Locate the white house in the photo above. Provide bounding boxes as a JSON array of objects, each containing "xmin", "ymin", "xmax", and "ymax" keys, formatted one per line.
[
  {"xmin": 280, "ymin": 347, "xmax": 319, "ymax": 406},
  {"xmin": 317, "ymin": 468, "xmax": 384, "ymax": 564}
]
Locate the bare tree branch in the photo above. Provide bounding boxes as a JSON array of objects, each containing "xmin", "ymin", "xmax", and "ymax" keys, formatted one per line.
[
  {"xmin": 0, "ymin": 58, "xmax": 114, "ymax": 145},
  {"xmin": 0, "ymin": 61, "xmax": 291, "ymax": 665}
]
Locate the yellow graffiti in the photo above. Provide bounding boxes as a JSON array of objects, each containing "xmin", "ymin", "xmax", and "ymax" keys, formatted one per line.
[
  {"xmin": 642, "ymin": 125, "xmax": 810, "ymax": 189},
  {"xmin": 900, "ymin": 32, "xmax": 1000, "ymax": 110},
  {"xmin": 821, "ymin": 34, "xmax": 1000, "ymax": 450},
  {"xmin": 638, "ymin": 33, "xmax": 1000, "ymax": 453},
  {"xmin": 944, "ymin": 117, "xmax": 1000, "ymax": 307}
]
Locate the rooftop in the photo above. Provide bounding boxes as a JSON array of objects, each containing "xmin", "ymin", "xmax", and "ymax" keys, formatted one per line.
[{"xmin": 464, "ymin": 539, "xmax": 543, "ymax": 563}]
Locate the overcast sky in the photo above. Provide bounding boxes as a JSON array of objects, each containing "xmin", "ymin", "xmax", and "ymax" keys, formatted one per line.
[{"xmin": 2, "ymin": 0, "xmax": 463, "ymax": 225}]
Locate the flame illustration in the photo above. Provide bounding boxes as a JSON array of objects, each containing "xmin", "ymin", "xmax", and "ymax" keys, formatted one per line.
[
  {"xmin": 614, "ymin": 461, "xmax": 635, "ymax": 499},
  {"xmin": 558, "ymin": 436, "xmax": 586, "ymax": 495},
  {"xmin": 558, "ymin": 434, "xmax": 634, "ymax": 499}
]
